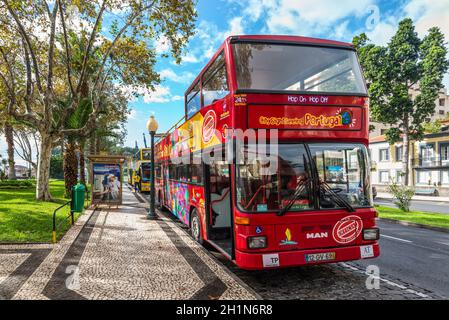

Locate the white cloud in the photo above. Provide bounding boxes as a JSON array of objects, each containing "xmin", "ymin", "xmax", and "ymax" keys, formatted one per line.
[
  {"xmin": 222, "ymin": 17, "xmax": 244, "ymax": 37},
  {"xmin": 154, "ymin": 35, "xmax": 170, "ymax": 54},
  {"xmin": 404, "ymin": 0, "xmax": 449, "ymax": 39},
  {"xmin": 159, "ymin": 68, "xmax": 195, "ymax": 83},
  {"xmin": 333, "ymin": 20, "xmax": 351, "ymax": 40},
  {"xmin": 171, "ymin": 95, "xmax": 183, "ymax": 101},
  {"xmin": 142, "ymin": 85, "xmax": 174, "ymax": 103},
  {"xmin": 180, "ymin": 53, "xmax": 200, "ymax": 64},
  {"xmin": 234, "ymin": 0, "xmax": 374, "ymax": 35},
  {"xmin": 120, "ymin": 84, "xmax": 181, "ymax": 104},
  {"xmin": 365, "ymin": 19, "xmax": 398, "ymax": 45}
]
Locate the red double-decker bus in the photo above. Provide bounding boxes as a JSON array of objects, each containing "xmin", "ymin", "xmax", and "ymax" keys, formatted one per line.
[{"xmin": 154, "ymin": 35, "xmax": 379, "ymax": 270}]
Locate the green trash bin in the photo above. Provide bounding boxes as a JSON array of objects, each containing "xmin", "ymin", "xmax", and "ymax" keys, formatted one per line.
[{"xmin": 71, "ymin": 183, "xmax": 86, "ymax": 213}]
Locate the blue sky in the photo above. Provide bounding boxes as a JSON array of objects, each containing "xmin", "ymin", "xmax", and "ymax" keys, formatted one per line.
[
  {"xmin": 1, "ymin": 0, "xmax": 449, "ymax": 162},
  {"xmin": 125, "ymin": 0, "xmax": 449, "ymax": 149}
]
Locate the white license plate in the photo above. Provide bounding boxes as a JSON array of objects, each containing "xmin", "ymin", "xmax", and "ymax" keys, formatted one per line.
[
  {"xmin": 360, "ymin": 245, "xmax": 374, "ymax": 258},
  {"xmin": 305, "ymin": 252, "xmax": 336, "ymax": 262}
]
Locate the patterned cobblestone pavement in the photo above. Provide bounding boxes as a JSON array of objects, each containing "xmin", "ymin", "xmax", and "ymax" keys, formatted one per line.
[
  {"xmin": 0, "ymin": 188, "xmax": 258, "ymax": 300},
  {"xmin": 145, "ymin": 195, "xmax": 445, "ymax": 300},
  {"xmin": 1, "ymin": 186, "xmax": 444, "ymax": 300}
]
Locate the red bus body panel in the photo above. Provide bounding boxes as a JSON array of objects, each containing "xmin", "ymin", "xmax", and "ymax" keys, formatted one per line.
[{"xmin": 154, "ymin": 35, "xmax": 379, "ymax": 270}]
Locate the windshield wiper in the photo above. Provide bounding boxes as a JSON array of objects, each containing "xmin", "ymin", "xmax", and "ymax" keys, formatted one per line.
[
  {"xmin": 319, "ymin": 181, "xmax": 355, "ymax": 212},
  {"xmin": 277, "ymin": 178, "xmax": 309, "ymax": 216}
]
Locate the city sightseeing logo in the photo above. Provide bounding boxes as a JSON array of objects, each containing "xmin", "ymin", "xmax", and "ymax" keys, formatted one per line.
[{"xmin": 258, "ymin": 109, "xmax": 355, "ymax": 128}]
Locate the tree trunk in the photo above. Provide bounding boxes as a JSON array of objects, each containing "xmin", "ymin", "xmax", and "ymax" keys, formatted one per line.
[
  {"xmin": 4, "ymin": 123, "xmax": 16, "ymax": 180},
  {"xmin": 79, "ymin": 141, "xmax": 86, "ymax": 185},
  {"xmin": 95, "ymin": 136, "xmax": 101, "ymax": 154},
  {"xmin": 36, "ymin": 133, "xmax": 53, "ymax": 201},
  {"xmin": 402, "ymin": 130, "xmax": 410, "ymax": 186},
  {"xmin": 89, "ymin": 132, "xmax": 97, "ymax": 154},
  {"xmin": 64, "ymin": 140, "xmax": 78, "ymax": 197}
]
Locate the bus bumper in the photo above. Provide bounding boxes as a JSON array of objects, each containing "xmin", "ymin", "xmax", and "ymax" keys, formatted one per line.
[{"xmin": 235, "ymin": 242, "xmax": 380, "ymax": 270}]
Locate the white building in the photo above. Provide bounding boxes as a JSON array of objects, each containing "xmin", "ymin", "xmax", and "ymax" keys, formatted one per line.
[{"xmin": 369, "ymin": 123, "xmax": 449, "ymax": 196}]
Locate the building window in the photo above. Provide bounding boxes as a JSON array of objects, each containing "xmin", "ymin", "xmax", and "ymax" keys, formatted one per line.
[
  {"xmin": 442, "ymin": 171, "xmax": 449, "ymax": 185},
  {"xmin": 379, "ymin": 148, "xmax": 390, "ymax": 161},
  {"xmin": 417, "ymin": 171, "xmax": 431, "ymax": 184},
  {"xmin": 395, "ymin": 145, "xmax": 403, "ymax": 162},
  {"xmin": 441, "ymin": 144, "xmax": 449, "ymax": 161},
  {"xmin": 439, "ymin": 98, "xmax": 445, "ymax": 107},
  {"xmin": 439, "ymin": 110, "xmax": 445, "ymax": 115},
  {"xmin": 379, "ymin": 170, "xmax": 390, "ymax": 183},
  {"xmin": 420, "ymin": 144, "xmax": 434, "ymax": 160}
]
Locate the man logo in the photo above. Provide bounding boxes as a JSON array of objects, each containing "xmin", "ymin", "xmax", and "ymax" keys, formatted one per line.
[{"xmin": 306, "ymin": 232, "xmax": 328, "ymax": 239}]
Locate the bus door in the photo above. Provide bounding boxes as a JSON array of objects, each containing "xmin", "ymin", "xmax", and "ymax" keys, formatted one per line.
[{"xmin": 205, "ymin": 161, "xmax": 233, "ymax": 257}]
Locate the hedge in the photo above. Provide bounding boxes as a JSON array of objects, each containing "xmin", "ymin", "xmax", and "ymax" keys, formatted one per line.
[{"xmin": 0, "ymin": 180, "xmax": 34, "ymax": 189}]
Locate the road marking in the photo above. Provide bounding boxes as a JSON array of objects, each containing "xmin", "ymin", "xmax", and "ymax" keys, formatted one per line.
[
  {"xmin": 436, "ymin": 241, "xmax": 449, "ymax": 247},
  {"xmin": 381, "ymin": 234, "xmax": 413, "ymax": 243},
  {"xmin": 340, "ymin": 263, "xmax": 430, "ymax": 299}
]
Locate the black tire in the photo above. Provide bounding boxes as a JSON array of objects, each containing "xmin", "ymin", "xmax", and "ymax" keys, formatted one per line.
[{"xmin": 190, "ymin": 209, "xmax": 203, "ymax": 244}]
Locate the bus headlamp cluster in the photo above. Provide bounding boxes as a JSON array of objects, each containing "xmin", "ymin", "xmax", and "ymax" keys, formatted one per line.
[
  {"xmin": 248, "ymin": 236, "xmax": 267, "ymax": 249},
  {"xmin": 363, "ymin": 228, "xmax": 379, "ymax": 241}
]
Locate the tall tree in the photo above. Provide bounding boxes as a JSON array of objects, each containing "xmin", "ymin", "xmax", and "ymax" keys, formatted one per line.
[
  {"xmin": 353, "ymin": 18, "xmax": 449, "ymax": 185},
  {"xmin": 3, "ymin": 121, "xmax": 16, "ymax": 180},
  {"xmin": 0, "ymin": 0, "xmax": 197, "ymax": 200}
]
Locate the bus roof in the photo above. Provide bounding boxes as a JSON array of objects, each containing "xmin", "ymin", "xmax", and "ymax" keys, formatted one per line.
[
  {"xmin": 184, "ymin": 35, "xmax": 354, "ymax": 95},
  {"xmin": 228, "ymin": 34, "xmax": 353, "ymax": 47}
]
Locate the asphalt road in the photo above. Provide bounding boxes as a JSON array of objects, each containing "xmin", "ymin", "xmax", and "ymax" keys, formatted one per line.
[
  {"xmin": 353, "ymin": 219, "xmax": 449, "ymax": 298},
  {"xmin": 375, "ymin": 198, "xmax": 449, "ymax": 214},
  {"xmin": 144, "ymin": 191, "xmax": 449, "ymax": 299}
]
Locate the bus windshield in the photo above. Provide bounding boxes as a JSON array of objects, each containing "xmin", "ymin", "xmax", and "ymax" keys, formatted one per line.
[
  {"xmin": 236, "ymin": 143, "xmax": 372, "ymax": 213},
  {"xmin": 232, "ymin": 42, "xmax": 367, "ymax": 94},
  {"xmin": 141, "ymin": 163, "xmax": 152, "ymax": 181}
]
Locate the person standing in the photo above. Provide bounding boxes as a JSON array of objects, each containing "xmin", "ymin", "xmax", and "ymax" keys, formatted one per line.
[{"xmin": 134, "ymin": 173, "xmax": 141, "ymax": 193}]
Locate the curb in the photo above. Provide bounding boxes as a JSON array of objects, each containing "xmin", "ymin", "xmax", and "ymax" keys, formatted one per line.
[
  {"xmin": 375, "ymin": 196, "xmax": 449, "ymax": 203},
  {"xmin": 379, "ymin": 217, "xmax": 449, "ymax": 234}
]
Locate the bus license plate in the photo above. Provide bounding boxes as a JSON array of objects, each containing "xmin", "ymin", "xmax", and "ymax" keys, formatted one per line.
[{"xmin": 305, "ymin": 252, "xmax": 336, "ymax": 262}]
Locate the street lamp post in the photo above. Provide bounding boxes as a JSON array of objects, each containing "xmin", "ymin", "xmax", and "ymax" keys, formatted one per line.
[{"xmin": 146, "ymin": 115, "xmax": 158, "ymax": 220}]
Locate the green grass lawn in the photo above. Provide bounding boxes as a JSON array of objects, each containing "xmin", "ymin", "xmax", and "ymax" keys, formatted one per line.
[
  {"xmin": 376, "ymin": 205, "xmax": 449, "ymax": 230},
  {"xmin": 0, "ymin": 180, "xmax": 81, "ymax": 243}
]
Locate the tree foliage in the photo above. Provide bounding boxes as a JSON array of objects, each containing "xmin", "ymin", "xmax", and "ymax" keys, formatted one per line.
[
  {"xmin": 0, "ymin": 0, "xmax": 197, "ymax": 200},
  {"xmin": 354, "ymin": 19, "xmax": 449, "ymax": 185}
]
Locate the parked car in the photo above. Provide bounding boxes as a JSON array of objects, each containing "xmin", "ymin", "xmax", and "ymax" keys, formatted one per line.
[{"xmin": 372, "ymin": 186, "xmax": 377, "ymax": 199}]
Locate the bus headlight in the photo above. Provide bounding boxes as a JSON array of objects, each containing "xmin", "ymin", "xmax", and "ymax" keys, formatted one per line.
[
  {"xmin": 247, "ymin": 236, "xmax": 267, "ymax": 249},
  {"xmin": 363, "ymin": 228, "xmax": 379, "ymax": 240}
]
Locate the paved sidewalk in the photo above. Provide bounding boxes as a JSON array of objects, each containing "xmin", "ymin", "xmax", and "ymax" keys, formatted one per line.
[
  {"xmin": 376, "ymin": 192, "xmax": 449, "ymax": 202},
  {"xmin": 0, "ymin": 187, "xmax": 258, "ymax": 300}
]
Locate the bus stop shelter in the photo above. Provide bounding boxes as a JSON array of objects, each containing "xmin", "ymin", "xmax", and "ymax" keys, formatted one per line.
[{"xmin": 88, "ymin": 155, "xmax": 126, "ymax": 206}]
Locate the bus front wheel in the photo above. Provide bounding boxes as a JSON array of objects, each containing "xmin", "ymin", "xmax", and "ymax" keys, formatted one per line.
[{"xmin": 190, "ymin": 209, "xmax": 203, "ymax": 245}]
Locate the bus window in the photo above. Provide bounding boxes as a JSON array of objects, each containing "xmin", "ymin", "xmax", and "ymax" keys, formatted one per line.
[
  {"xmin": 191, "ymin": 164, "xmax": 203, "ymax": 184},
  {"xmin": 232, "ymin": 43, "xmax": 367, "ymax": 94},
  {"xmin": 186, "ymin": 82, "xmax": 201, "ymax": 119},
  {"xmin": 155, "ymin": 164, "xmax": 162, "ymax": 179},
  {"xmin": 141, "ymin": 163, "xmax": 152, "ymax": 181},
  {"xmin": 309, "ymin": 143, "xmax": 372, "ymax": 208},
  {"xmin": 142, "ymin": 149, "xmax": 151, "ymax": 160},
  {"xmin": 237, "ymin": 144, "xmax": 313, "ymax": 212},
  {"xmin": 202, "ymin": 52, "xmax": 229, "ymax": 106}
]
